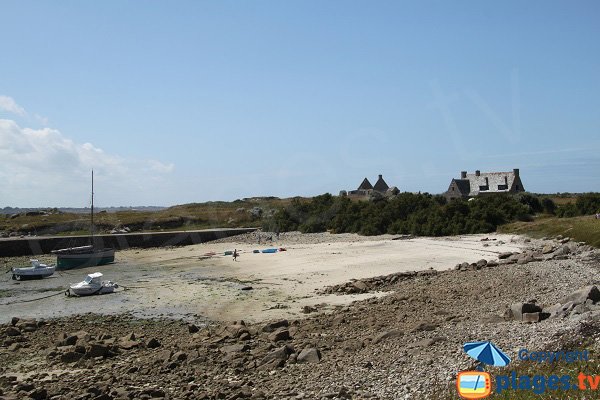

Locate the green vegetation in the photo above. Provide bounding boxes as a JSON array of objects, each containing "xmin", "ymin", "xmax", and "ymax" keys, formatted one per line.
[
  {"xmin": 0, "ymin": 197, "xmax": 293, "ymax": 236},
  {"xmin": 263, "ymin": 193, "xmax": 538, "ymax": 236},
  {"xmin": 499, "ymin": 215, "xmax": 600, "ymax": 248}
]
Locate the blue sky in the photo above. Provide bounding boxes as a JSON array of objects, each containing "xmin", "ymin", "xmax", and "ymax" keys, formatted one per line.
[{"xmin": 1, "ymin": 1, "xmax": 599, "ymax": 207}]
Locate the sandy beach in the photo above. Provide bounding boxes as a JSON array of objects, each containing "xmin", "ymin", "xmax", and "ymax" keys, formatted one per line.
[{"xmin": 0, "ymin": 232, "xmax": 523, "ymax": 324}]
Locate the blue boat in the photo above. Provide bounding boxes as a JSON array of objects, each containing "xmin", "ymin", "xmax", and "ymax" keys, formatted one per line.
[{"xmin": 261, "ymin": 248, "xmax": 278, "ymax": 253}]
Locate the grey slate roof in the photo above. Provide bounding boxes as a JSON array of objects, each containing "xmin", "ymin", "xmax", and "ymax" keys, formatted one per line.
[
  {"xmin": 357, "ymin": 178, "xmax": 373, "ymax": 190},
  {"xmin": 464, "ymin": 171, "xmax": 522, "ymax": 196},
  {"xmin": 373, "ymin": 175, "xmax": 389, "ymax": 192},
  {"xmin": 453, "ymin": 179, "xmax": 471, "ymax": 195}
]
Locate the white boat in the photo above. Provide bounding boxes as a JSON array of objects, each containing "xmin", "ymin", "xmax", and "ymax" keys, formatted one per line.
[
  {"xmin": 67, "ymin": 272, "xmax": 119, "ymax": 296},
  {"xmin": 11, "ymin": 259, "xmax": 56, "ymax": 280}
]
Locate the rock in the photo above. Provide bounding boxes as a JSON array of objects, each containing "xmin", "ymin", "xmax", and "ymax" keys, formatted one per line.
[
  {"xmin": 508, "ymin": 303, "xmax": 543, "ymax": 321},
  {"xmin": 222, "ymin": 343, "xmax": 249, "ymax": 354},
  {"xmin": 147, "ymin": 338, "xmax": 161, "ymax": 349},
  {"xmin": 554, "ymin": 246, "xmax": 571, "ymax": 257},
  {"xmin": 522, "ymin": 312, "xmax": 541, "ymax": 323},
  {"xmin": 10, "ymin": 317, "xmax": 20, "ymax": 326},
  {"xmin": 260, "ymin": 345, "xmax": 293, "ymax": 368},
  {"xmin": 173, "ymin": 351, "xmax": 187, "ymax": 361},
  {"xmin": 87, "ymin": 343, "xmax": 110, "ymax": 358},
  {"xmin": 262, "ymin": 320, "xmax": 289, "ymax": 333},
  {"xmin": 560, "ymin": 286, "xmax": 600, "ymax": 306},
  {"xmin": 140, "ymin": 388, "xmax": 165, "ymax": 398},
  {"xmin": 188, "ymin": 324, "xmax": 200, "ymax": 334},
  {"xmin": 373, "ymin": 329, "xmax": 403, "ymax": 344},
  {"xmin": 517, "ymin": 255, "xmax": 534, "ymax": 265},
  {"xmin": 476, "ymin": 259, "xmax": 487, "ymax": 268},
  {"xmin": 268, "ymin": 329, "xmax": 290, "ymax": 342},
  {"xmin": 8, "ymin": 343, "xmax": 21, "ymax": 352},
  {"xmin": 352, "ymin": 281, "xmax": 369, "ymax": 293},
  {"xmin": 542, "ymin": 244, "xmax": 554, "ymax": 254},
  {"xmin": 297, "ymin": 347, "xmax": 321, "ymax": 363},
  {"xmin": 61, "ymin": 351, "xmax": 84, "ymax": 363},
  {"xmin": 5, "ymin": 326, "xmax": 21, "ymax": 336},
  {"xmin": 28, "ymin": 388, "xmax": 47, "ymax": 400},
  {"xmin": 486, "ymin": 260, "xmax": 499, "ymax": 268},
  {"xmin": 498, "ymin": 252, "xmax": 513, "ymax": 259},
  {"xmin": 302, "ymin": 305, "xmax": 317, "ymax": 314},
  {"xmin": 57, "ymin": 334, "xmax": 78, "ymax": 347}
]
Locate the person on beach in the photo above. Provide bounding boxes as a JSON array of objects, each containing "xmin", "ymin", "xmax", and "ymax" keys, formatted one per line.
[{"xmin": 233, "ymin": 249, "xmax": 238, "ymax": 261}]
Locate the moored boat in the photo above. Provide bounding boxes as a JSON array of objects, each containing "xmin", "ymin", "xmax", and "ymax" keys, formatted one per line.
[
  {"xmin": 11, "ymin": 259, "xmax": 56, "ymax": 280},
  {"xmin": 53, "ymin": 171, "xmax": 116, "ymax": 270},
  {"xmin": 53, "ymin": 245, "xmax": 115, "ymax": 270},
  {"xmin": 67, "ymin": 272, "xmax": 118, "ymax": 296}
]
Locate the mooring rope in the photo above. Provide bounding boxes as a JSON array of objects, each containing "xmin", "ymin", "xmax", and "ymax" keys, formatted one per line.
[{"xmin": 1, "ymin": 290, "xmax": 64, "ymax": 305}]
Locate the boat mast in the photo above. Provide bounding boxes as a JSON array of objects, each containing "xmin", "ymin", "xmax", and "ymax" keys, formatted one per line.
[{"xmin": 91, "ymin": 170, "xmax": 94, "ymax": 244}]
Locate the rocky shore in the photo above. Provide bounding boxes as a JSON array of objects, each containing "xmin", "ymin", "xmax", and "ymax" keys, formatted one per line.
[{"xmin": 1, "ymin": 235, "xmax": 599, "ymax": 399}]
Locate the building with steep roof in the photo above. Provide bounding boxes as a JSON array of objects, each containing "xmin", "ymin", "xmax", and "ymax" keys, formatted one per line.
[
  {"xmin": 444, "ymin": 169, "xmax": 525, "ymax": 200},
  {"xmin": 342, "ymin": 174, "xmax": 397, "ymax": 199}
]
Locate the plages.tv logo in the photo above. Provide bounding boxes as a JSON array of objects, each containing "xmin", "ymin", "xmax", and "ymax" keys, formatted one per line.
[{"xmin": 456, "ymin": 341, "xmax": 511, "ymax": 399}]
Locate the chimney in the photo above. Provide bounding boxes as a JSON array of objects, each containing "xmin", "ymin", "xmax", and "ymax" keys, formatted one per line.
[
  {"xmin": 513, "ymin": 168, "xmax": 519, "ymax": 177},
  {"xmin": 475, "ymin": 170, "xmax": 480, "ymax": 176},
  {"xmin": 378, "ymin": 174, "xmax": 383, "ymax": 180},
  {"xmin": 460, "ymin": 171, "xmax": 467, "ymax": 179}
]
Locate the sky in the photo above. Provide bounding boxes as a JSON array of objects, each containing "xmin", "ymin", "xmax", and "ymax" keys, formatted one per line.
[{"xmin": 1, "ymin": 1, "xmax": 599, "ymax": 207}]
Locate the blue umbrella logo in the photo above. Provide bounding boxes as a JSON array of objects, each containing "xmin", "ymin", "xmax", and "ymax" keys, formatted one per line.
[{"xmin": 463, "ymin": 341, "xmax": 511, "ymax": 367}]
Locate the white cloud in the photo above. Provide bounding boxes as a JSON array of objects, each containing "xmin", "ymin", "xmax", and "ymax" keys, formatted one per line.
[
  {"xmin": 0, "ymin": 118, "xmax": 174, "ymax": 207},
  {"xmin": 0, "ymin": 95, "xmax": 26, "ymax": 116}
]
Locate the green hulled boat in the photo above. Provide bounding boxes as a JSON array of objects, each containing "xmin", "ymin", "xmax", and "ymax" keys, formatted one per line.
[{"xmin": 53, "ymin": 171, "xmax": 116, "ymax": 270}]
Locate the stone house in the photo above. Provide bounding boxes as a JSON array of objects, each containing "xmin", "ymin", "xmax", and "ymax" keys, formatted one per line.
[
  {"xmin": 342, "ymin": 175, "xmax": 399, "ymax": 198},
  {"xmin": 444, "ymin": 169, "xmax": 525, "ymax": 200}
]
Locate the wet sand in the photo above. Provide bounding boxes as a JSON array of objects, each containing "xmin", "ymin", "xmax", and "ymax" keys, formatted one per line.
[{"xmin": 0, "ymin": 232, "xmax": 523, "ymax": 324}]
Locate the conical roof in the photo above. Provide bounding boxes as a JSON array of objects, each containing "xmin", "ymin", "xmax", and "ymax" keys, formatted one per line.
[
  {"xmin": 357, "ymin": 178, "xmax": 373, "ymax": 190},
  {"xmin": 373, "ymin": 175, "xmax": 389, "ymax": 192}
]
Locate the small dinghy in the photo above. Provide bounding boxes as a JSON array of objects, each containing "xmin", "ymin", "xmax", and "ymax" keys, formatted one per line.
[
  {"xmin": 12, "ymin": 260, "xmax": 56, "ymax": 280},
  {"xmin": 66, "ymin": 272, "xmax": 118, "ymax": 297},
  {"xmin": 261, "ymin": 248, "xmax": 278, "ymax": 253}
]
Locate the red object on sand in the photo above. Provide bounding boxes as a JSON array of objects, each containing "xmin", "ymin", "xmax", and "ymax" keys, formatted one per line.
[{"xmin": 278, "ymin": 248, "xmax": 287, "ymax": 252}]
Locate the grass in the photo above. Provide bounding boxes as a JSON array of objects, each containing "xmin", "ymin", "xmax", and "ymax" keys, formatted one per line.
[
  {"xmin": 499, "ymin": 215, "xmax": 600, "ymax": 248},
  {"xmin": 0, "ymin": 197, "xmax": 299, "ymax": 236}
]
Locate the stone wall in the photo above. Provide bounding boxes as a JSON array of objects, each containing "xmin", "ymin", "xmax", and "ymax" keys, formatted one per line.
[{"xmin": 0, "ymin": 228, "xmax": 256, "ymax": 257}]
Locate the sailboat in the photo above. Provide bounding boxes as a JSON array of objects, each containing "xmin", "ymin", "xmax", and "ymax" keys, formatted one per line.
[{"xmin": 53, "ymin": 171, "xmax": 116, "ymax": 270}]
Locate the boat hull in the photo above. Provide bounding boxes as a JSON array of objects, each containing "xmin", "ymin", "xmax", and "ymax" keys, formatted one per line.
[{"xmin": 56, "ymin": 249, "xmax": 115, "ymax": 270}]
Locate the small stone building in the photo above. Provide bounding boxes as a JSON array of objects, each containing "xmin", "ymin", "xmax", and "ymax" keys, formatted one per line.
[
  {"xmin": 342, "ymin": 175, "xmax": 398, "ymax": 198},
  {"xmin": 444, "ymin": 169, "xmax": 525, "ymax": 200}
]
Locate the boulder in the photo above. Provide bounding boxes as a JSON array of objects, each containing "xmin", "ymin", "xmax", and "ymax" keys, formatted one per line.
[
  {"xmin": 87, "ymin": 343, "xmax": 110, "ymax": 358},
  {"xmin": 147, "ymin": 338, "xmax": 161, "ymax": 349},
  {"xmin": 5, "ymin": 327, "xmax": 21, "ymax": 337},
  {"xmin": 498, "ymin": 252, "xmax": 513, "ymax": 259},
  {"xmin": 259, "ymin": 345, "xmax": 293, "ymax": 369},
  {"xmin": 560, "ymin": 286, "xmax": 600, "ymax": 306},
  {"xmin": 508, "ymin": 303, "xmax": 542, "ymax": 321},
  {"xmin": 351, "ymin": 281, "xmax": 369, "ymax": 293},
  {"xmin": 542, "ymin": 244, "xmax": 554, "ymax": 254},
  {"xmin": 221, "ymin": 343, "xmax": 249, "ymax": 354},
  {"xmin": 476, "ymin": 259, "xmax": 487, "ymax": 268},
  {"xmin": 517, "ymin": 255, "xmax": 534, "ymax": 265},
  {"xmin": 297, "ymin": 347, "xmax": 321, "ymax": 363},
  {"xmin": 261, "ymin": 319, "xmax": 289, "ymax": 333},
  {"xmin": 268, "ymin": 329, "xmax": 290, "ymax": 342},
  {"xmin": 60, "ymin": 351, "xmax": 83, "ymax": 363}
]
